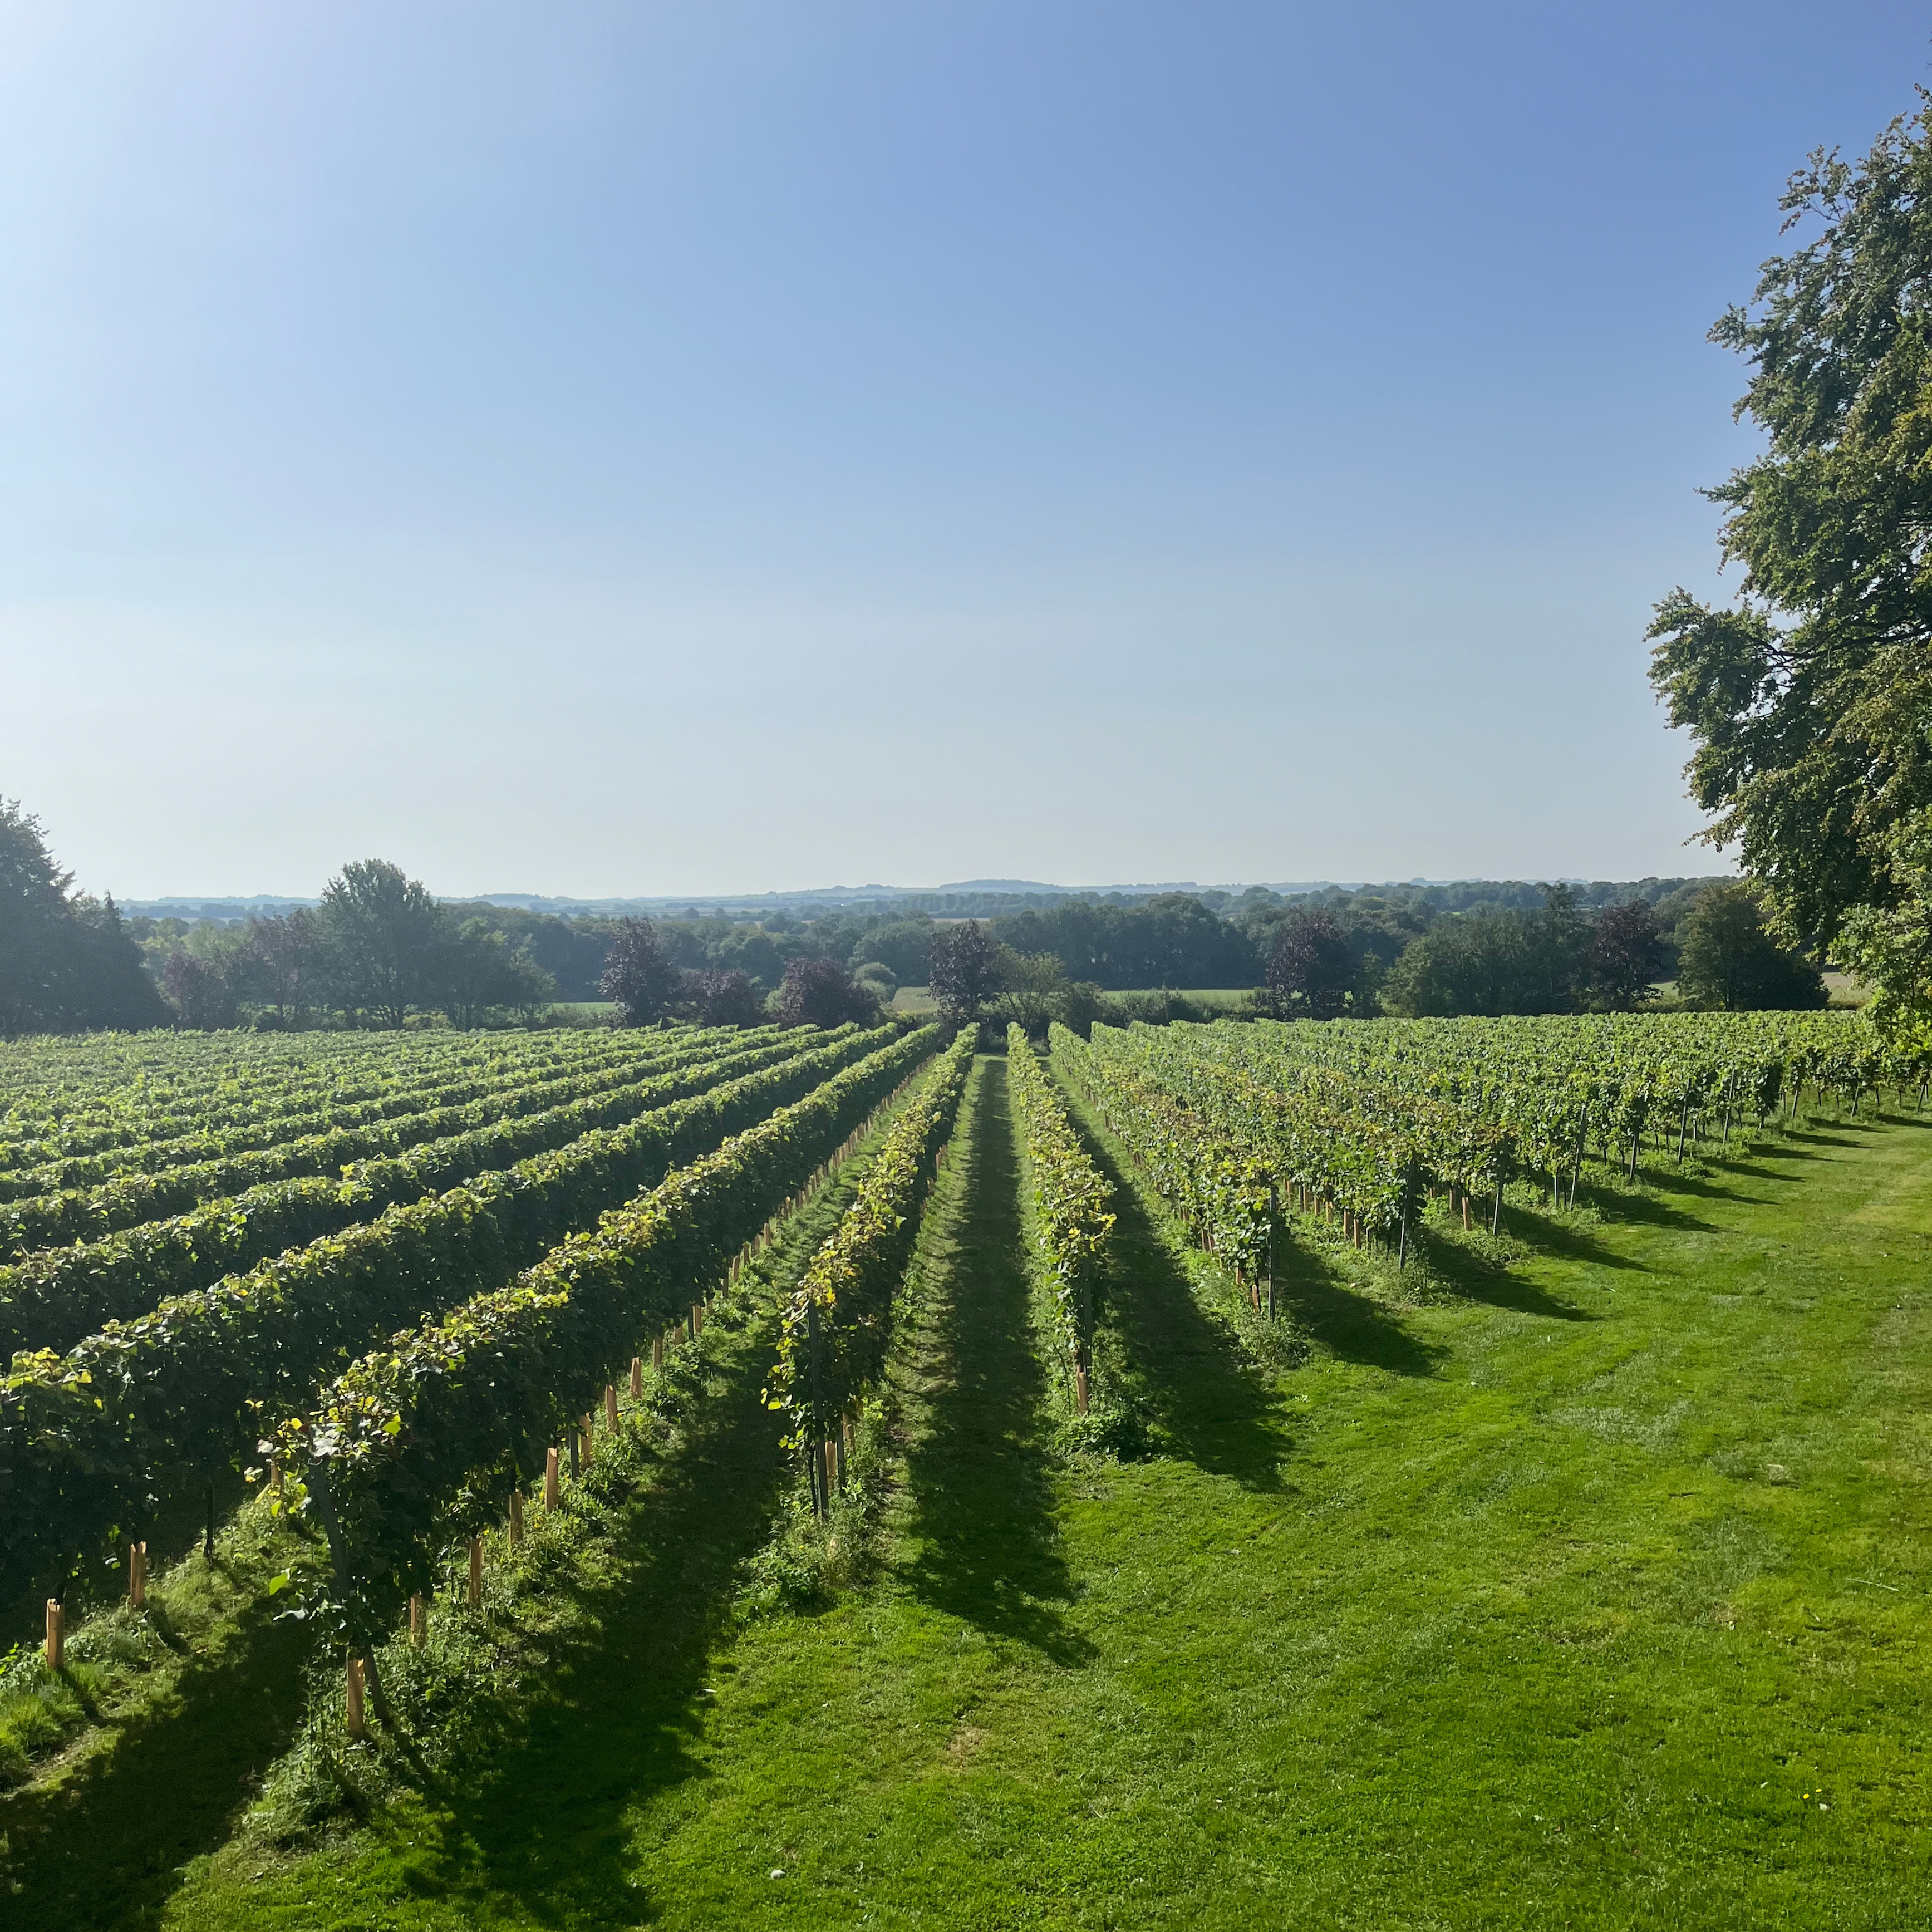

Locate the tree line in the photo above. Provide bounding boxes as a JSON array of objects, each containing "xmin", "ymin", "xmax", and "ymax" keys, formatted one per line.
[
  {"xmin": 0, "ymin": 790, "xmax": 1831, "ymax": 1041},
  {"xmin": 920, "ymin": 879, "xmax": 1824, "ymax": 1035}
]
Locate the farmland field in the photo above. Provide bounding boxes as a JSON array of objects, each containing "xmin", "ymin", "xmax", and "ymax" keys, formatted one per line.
[{"xmin": 1, "ymin": 1011, "xmax": 1927, "ymax": 1928}]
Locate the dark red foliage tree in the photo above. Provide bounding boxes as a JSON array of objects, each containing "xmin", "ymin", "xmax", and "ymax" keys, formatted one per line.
[
  {"xmin": 1587, "ymin": 899, "xmax": 1664, "ymax": 1011},
  {"xmin": 1265, "ymin": 907, "xmax": 1355, "ymax": 1020},
  {"xmin": 775, "ymin": 956, "xmax": 878, "ymax": 1029},
  {"xmin": 696, "ymin": 967, "xmax": 765, "ymax": 1028},
  {"xmin": 599, "ymin": 918, "xmax": 681, "ymax": 1025},
  {"xmin": 927, "ymin": 920, "xmax": 999, "ymax": 1024}
]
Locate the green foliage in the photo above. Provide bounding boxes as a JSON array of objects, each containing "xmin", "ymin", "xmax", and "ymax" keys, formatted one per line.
[
  {"xmin": 1676, "ymin": 884, "xmax": 1828, "ymax": 1011},
  {"xmin": 0, "ymin": 1022, "xmax": 764, "ymax": 1210},
  {"xmin": 1648, "ymin": 100, "xmax": 1932, "ymax": 943},
  {"xmin": 0, "ymin": 1025, "xmax": 908, "ymax": 1605},
  {"xmin": 989, "ymin": 893, "xmax": 1256, "ymax": 989},
  {"xmin": 0, "ymin": 801, "xmax": 165, "ymax": 1039},
  {"xmin": 283, "ymin": 1028, "xmax": 942, "ymax": 1610},
  {"xmin": 1006, "ymin": 1026, "xmax": 1114, "ymax": 1406},
  {"xmin": 1055, "ymin": 1010, "xmax": 1906, "ymax": 1261},
  {"xmin": 0, "ymin": 1028, "xmax": 813, "ymax": 1358},
  {"xmin": 1379, "ymin": 887, "xmax": 1594, "ymax": 1017},
  {"xmin": 319, "ymin": 861, "xmax": 444, "ymax": 1028},
  {"xmin": 0, "ymin": 1023, "xmax": 817, "ymax": 1257},
  {"xmin": 1840, "ymin": 804, "xmax": 1932, "ymax": 1046},
  {"xmin": 766, "ymin": 1033, "xmax": 974, "ymax": 1449}
]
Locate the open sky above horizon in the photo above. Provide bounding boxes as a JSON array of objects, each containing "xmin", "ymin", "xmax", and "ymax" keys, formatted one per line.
[{"xmin": 1, "ymin": 3, "xmax": 1925, "ymax": 901}]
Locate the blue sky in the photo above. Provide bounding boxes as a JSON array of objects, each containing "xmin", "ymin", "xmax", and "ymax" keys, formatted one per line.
[{"xmin": 1, "ymin": 2, "xmax": 1925, "ymax": 898}]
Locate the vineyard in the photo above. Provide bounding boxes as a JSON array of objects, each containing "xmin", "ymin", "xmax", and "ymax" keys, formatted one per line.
[{"xmin": 0, "ymin": 1010, "xmax": 1927, "ymax": 1929}]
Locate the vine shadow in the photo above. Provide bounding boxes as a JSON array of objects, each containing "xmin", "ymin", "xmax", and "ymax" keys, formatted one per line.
[
  {"xmin": 1267, "ymin": 1225, "xmax": 1447, "ymax": 1379},
  {"xmin": 1412, "ymin": 1223, "xmax": 1604, "ymax": 1318},
  {"xmin": 897, "ymin": 1059, "xmax": 1094, "ymax": 1666},
  {"xmin": 0, "ymin": 1589, "xmax": 313, "ymax": 1930},
  {"xmin": 1077, "ymin": 1120, "xmax": 1295, "ymax": 1491}
]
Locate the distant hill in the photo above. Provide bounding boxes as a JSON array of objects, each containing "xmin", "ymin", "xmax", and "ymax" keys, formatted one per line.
[{"xmin": 125, "ymin": 875, "xmax": 1733, "ymax": 925}]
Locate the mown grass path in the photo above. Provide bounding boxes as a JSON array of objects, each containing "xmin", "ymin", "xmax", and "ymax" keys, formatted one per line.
[{"xmin": 142, "ymin": 1060, "xmax": 1932, "ymax": 1926}]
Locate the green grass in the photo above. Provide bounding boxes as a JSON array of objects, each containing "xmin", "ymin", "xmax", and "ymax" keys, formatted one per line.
[{"xmin": 30, "ymin": 1059, "xmax": 1932, "ymax": 1927}]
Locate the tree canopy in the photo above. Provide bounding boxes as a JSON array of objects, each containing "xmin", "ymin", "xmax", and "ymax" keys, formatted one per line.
[
  {"xmin": 1649, "ymin": 96, "xmax": 1932, "ymax": 947},
  {"xmin": 0, "ymin": 801, "xmax": 166, "ymax": 1037},
  {"xmin": 1675, "ymin": 883, "xmax": 1827, "ymax": 1011}
]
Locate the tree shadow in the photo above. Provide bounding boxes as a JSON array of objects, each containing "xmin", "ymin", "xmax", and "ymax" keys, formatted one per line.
[
  {"xmin": 896, "ymin": 1059, "xmax": 1095, "ymax": 1666},
  {"xmin": 0, "ymin": 1582, "xmax": 313, "ymax": 1928},
  {"xmin": 1075, "ymin": 1119, "xmax": 1296, "ymax": 1491}
]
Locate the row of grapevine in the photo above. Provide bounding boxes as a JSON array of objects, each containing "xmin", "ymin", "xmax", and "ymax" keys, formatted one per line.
[
  {"xmin": 766, "ymin": 1032, "xmax": 975, "ymax": 1511},
  {"xmin": 1006, "ymin": 1026, "xmax": 1115, "ymax": 1412},
  {"xmin": 1052, "ymin": 1011, "xmax": 1915, "ymax": 1265},
  {"xmin": 0, "ymin": 1026, "xmax": 931, "ymax": 1603},
  {"xmin": 0, "ymin": 1027, "xmax": 862, "ymax": 1360},
  {"xmin": 0, "ymin": 1022, "xmax": 603, "ymax": 1133},
  {"xmin": 0, "ymin": 1023, "xmax": 723, "ymax": 1188},
  {"xmin": 0, "ymin": 1026, "xmax": 829, "ymax": 1257},
  {"xmin": 1051, "ymin": 1025, "xmax": 1279, "ymax": 1276},
  {"xmin": 281, "ymin": 1029, "xmax": 950, "ymax": 1620}
]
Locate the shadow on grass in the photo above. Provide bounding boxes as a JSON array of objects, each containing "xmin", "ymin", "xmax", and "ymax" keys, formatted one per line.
[
  {"xmin": 898, "ymin": 1059, "xmax": 1094, "ymax": 1667},
  {"xmin": 1640, "ymin": 1168, "xmax": 1772, "ymax": 1206},
  {"xmin": 1267, "ymin": 1225, "xmax": 1446, "ymax": 1379},
  {"xmin": 378, "ymin": 1290, "xmax": 799, "ymax": 1929},
  {"xmin": 0, "ymin": 1584, "xmax": 312, "ymax": 1930},
  {"xmin": 1071, "ymin": 1118, "xmax": 1295, "ymax": 1490},
  {"xmin": 1573, "ymin": 1181, "xmax": 1721, "ymax": 1234},
  {"xmin": 1413, "ymin": 1223, "xmax": 1604, "ymax": 1318}
]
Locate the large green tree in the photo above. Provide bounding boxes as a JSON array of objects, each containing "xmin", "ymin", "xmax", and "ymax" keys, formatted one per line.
[
  {"xmin": 0, "ymin": 800, "xmax": 165, "ymax": 1036},
  {"xmin": 1675, "ymin": 883, "xmax": 1826, "ymax": 1011},
  {"xmin": 319, "ymin": 859, "xmax": 443, "ymax": 1027},
  {"xmin": 1649, "ymin": 96, "xmax": 1932, "ymax": 947}
]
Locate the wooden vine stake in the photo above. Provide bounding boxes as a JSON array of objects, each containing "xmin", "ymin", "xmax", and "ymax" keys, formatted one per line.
[
  {"xmin": 129, "ymin": 1540, "xmax": 146, "ymax": 1609},
  {"xmin": 346, "ymin": 1656, "xmax": 368, "ymax": 1739},
  {"xmin": 409, "ymin": 1594, "xmax": 426, "ymax": 1645},
  {"xmin": 652, "ymin": 1334, "xmax": 663, "ymax": 1369},
  {"xmin": 604, "ymin": 1383, "xmax": 619, "ymax": 1430},
  {"xmin": 822, "ymin": 1438, "xmax": 838, "ymax": 1501},
  {"xmin": 44, "ymin": 1598, "xmax": 63, "ymax": 1670},
  {"xmin": 1266, "ymin": 1183, "xmax": 1277, "ymax": 1323},
  {"xmin": 468, "ymin": 1537, "xmax": 483, "ymax": 1609},
  {"xmin": 544, "ymin": 1446, "xmax": 561, "ymax": 1511},
  {"xmin": 630, "ymin": 1356, "xmax": 643, "ymax": 1399},
  {"xmin": 579, "ymin": 1414, "xmax": 594, "ymax": 1467},
  {"xmin": 1074, "ymin": 1361, "xmax": 1090, "ymax": 1416},
  {"xmin": 509, "ymin": 1488, "xmax": 523, "ymax": 1547}
]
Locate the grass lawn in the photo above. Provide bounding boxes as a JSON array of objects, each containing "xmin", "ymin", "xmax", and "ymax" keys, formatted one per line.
[{"xmin": 65, "ymin": 1058, "xmax": 1932, "ymax": 1926}]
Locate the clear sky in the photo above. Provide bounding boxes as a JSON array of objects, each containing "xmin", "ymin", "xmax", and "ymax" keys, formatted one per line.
[{"xmin": 1, "ymin": 3, "xmax": 1925, "ymax": 899}]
